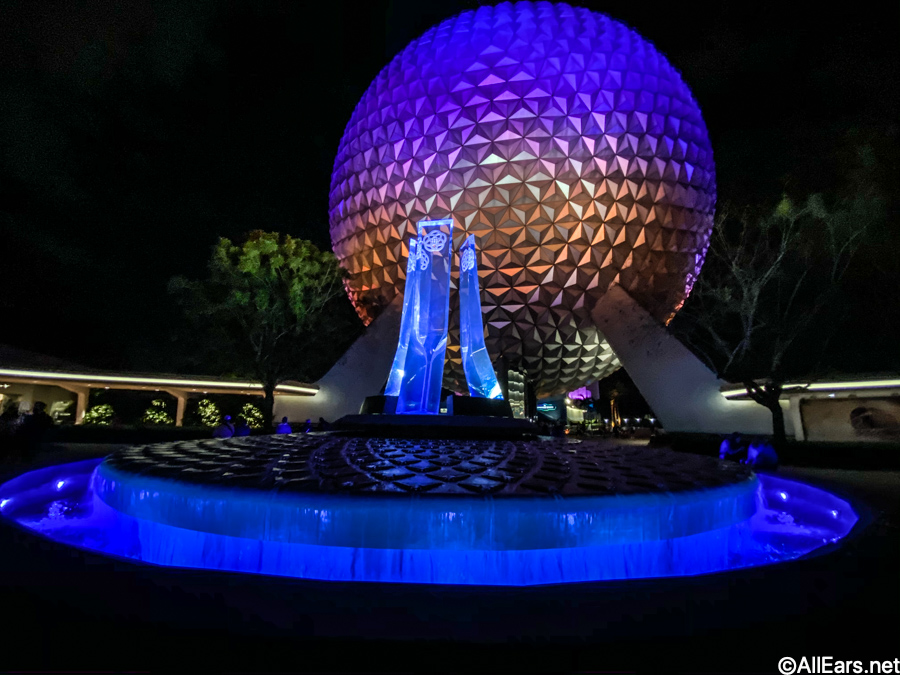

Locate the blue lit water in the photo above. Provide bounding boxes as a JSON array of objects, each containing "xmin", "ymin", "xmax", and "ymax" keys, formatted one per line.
[{"xmin": 0, "ymin": 458, "xmax": 858, "ymax": 586}]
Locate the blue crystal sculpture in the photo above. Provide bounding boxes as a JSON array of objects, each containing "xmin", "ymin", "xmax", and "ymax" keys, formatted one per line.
[
  {"xmin": 459, "ymin": 235, "xmax": 503, "ymax": 399},
  {"xmin": 396, "ymin": 219, "xmax": 453, "ymax": 414},
  {"xmin": 384, "ymin": 238, "xmax": 420, "ymax": 398}
]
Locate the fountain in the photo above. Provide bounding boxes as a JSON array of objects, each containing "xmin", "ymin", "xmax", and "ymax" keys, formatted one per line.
[
  {"xmin": 0, "ymin": 440, "xmax": 859, "ymax": 585},
  {"xmin": 0, "ymin": 233, "xmax": 860, "ymax": 586}
]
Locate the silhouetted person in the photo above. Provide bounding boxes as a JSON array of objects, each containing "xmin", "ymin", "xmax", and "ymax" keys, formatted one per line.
[
  {"xmin": 20, "ymin": 401, "xmax": 53, "ymax": 460},
  {"xmin": 303, "ymin": 418, "xmax": 312, "ymax": 433},
  {"xmin": 317, "ymin": 416, "xmax": 330, "ymax": 431},
  {"xmin": 277, "ymin": 417, "xmax": 292, "ymax": 434},
  {"xmin": 27, "ymin": 401, "xmax": 53, "ymax": 429},
  {"xmin": 1, "ymin": 403, "xmax": 23, "ymax": 460},
  {"xmin": 0, "ymin": 404, "xmax": 20, "ymax": 436},
  {"xmin": 233, "ymin": 417, "xmax": 251, "ymax": 437},
  {"xmin": 213, "ymin": 415, "xmax": 235, "ymax": 438}
]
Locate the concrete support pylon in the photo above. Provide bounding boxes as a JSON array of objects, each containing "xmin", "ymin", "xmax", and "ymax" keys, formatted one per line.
[
  {"xmin": 57, "ymin": 383, "xmax": 90, "ymax": 425},
  {"xmin": 163, "ymin": 389, "xmax": 188, "ymax": 427},
  {"xmin": 591, "ymin": 284, "xmax": 787, "ymax": 436}
]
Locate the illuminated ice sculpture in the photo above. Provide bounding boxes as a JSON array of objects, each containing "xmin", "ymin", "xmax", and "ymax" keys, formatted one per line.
[
  {"xmin": 394, "ymin": 219, "xmax": 454, "ymax": 414},
  {"xmin": 384, "ymin": 238, "xmax": 420, "ymax": 398},
  {"xmin": 388, "ymin": 223, "xmax": 504, "ymax": 413},
  {"xmin": 459, "ymin": 235, "xmax": 503, "ymax": 399}
]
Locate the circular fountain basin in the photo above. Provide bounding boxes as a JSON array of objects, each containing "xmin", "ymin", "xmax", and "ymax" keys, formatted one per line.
[{"xmin": 0, "ymin": 436, "xmax": 859, "ymax": 586}]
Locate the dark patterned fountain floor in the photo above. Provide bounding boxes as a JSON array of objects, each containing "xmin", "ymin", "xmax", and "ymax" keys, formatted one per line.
[{"xmin": 101, "ymin": 434, "xmax": 753, "ymax": 497}]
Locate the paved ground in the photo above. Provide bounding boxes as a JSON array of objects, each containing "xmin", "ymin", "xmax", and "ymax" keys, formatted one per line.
[{"xmin": 0, "ymin": 441, "xmax": 897, "ymax": 673}]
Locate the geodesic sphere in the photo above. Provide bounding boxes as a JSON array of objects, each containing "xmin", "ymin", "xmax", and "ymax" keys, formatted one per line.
[{"xmin": 328, "ymin": 1, "xmax": 715, "ymax": 396}]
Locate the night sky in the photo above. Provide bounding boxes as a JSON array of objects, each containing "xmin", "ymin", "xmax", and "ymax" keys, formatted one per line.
[{"xmin": 1, "ymin": 0, "xmax": 897, "ymax": 373}]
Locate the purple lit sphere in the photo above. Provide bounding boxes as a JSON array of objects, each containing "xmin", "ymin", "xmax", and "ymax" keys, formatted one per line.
[{"xmin": 329, "ymin": 2, "xmax": 716, "ymax": 395}]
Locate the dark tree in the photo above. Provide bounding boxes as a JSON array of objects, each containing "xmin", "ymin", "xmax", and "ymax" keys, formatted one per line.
[
  {"xmin": 670, "ymin": 195, "xmax": 869, "ymax": 444},
  {"xmin": 595, "ymin": 370, "xmax": 653, "ymax": 427},
  {"xmin": 169, "ymin": 231, "xmax": 362, "ymax": 427}
]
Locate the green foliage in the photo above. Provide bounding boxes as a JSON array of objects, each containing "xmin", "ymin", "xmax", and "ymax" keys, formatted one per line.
[
  {"xmin": 196, "ymin": 399, "xmax": 221, "ymax": 427},
  {"xmin": 241, "ymin": 402, "xmax": 264, "ymax": 429},
  {"xmin": 169, "ymin": 231, "xmax": 363, "ymax": 425},
  {"xmin": 83, "ymin": 404, "xmax": 114, "ymax": 426},
  {"xmin": 142, "ymin": 399, "xmax": 174, "ymax": 426}
]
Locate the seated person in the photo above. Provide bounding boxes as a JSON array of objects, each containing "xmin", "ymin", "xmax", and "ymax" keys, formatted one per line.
[
  {"xmin": 719, "ymin": 432, "xmax": 746, "ymax": 462},
  {"xmin": 233, "ymin": 417, "xmax": 251, "ymax": 437},
  {"xmin": 213, "ymin": 415, "xmax": 235, "ymax": 438},
  {"xmin": 744, "ymin": 437, "xmax": 778, "ymax": 470},
  {"xmin": 276, "ymin": 417, "xmax": 293, "ymax": 434}
]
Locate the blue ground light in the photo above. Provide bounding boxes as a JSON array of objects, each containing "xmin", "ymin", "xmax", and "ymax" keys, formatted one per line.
[{"xmin": 0, "ymin": 458, "xmax": 857, "ymax": 586}]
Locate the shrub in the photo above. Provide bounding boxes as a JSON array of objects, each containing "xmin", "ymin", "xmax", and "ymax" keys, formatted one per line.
[
  {"xmin": 197, "ymin": 399, "xmax": 221, "ymax": 427},
  {"xmin": 83, "ymin": 404, "xmax": 114, "ymax": 426},
  {"xmin": 142, "ymin": 399, "xmax": 174, "ymax": 426},
  {"xmin": 241, "ymin": 403, "xmax": 264, "ymax": 429}
]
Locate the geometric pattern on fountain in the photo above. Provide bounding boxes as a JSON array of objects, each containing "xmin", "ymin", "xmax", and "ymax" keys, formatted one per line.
[
  {"xmin": 102, "ymin": 435, "xmax": 751, "ymax": 496},
  {"xmin": 328, "ymin": 2, "xmax": 716, "ymax": 396}
]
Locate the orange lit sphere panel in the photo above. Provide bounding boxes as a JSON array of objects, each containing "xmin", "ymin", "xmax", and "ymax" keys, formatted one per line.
[{"xmin": 328, "ymin": 2, "xmax": 715, "ymax": 396}]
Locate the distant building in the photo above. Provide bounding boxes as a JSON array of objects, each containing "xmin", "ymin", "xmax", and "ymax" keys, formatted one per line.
[
  {"xmin": 721, "ymin": 378, "xmax": 900, "ymax": 443},
  {"xmin": 0, "ymin": 344, "xmax": 316, "ymax": 426}
]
